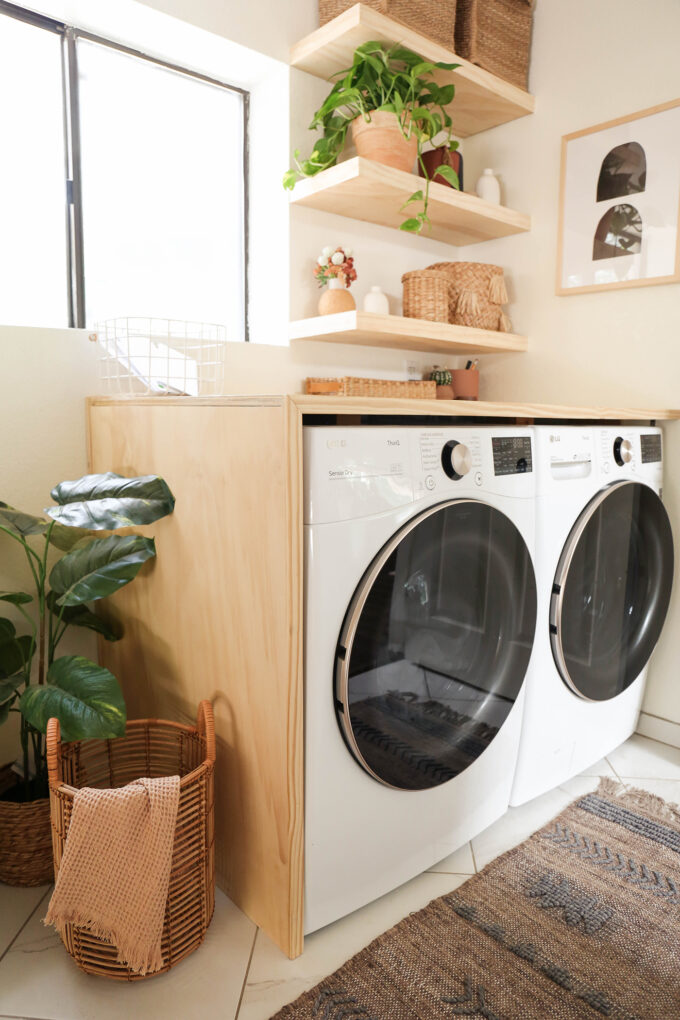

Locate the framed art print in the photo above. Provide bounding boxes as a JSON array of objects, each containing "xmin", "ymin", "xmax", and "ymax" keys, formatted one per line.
[{"xmin": 556, "ymin": 98, "xmax": 680, "ymax": 295}]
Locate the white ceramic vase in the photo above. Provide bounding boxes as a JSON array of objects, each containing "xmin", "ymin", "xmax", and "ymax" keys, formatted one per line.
[
  {"xmin": 362, "ymin": 286, "xmax": 390, "ymax": 315},
  {"xmin": 476, "ymin": 168, "xmax": 501, "ymax": 204}
]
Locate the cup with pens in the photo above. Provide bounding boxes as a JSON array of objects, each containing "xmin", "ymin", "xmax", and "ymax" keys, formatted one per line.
[{"xmin": 451, "ymin": 359, "xmax": 479, "ymax": 400}]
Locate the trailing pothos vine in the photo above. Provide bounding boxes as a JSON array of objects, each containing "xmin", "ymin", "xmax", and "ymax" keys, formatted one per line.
[{"xmin": 283, "ymin": 41, "xmax": 461, "ymax": 232}]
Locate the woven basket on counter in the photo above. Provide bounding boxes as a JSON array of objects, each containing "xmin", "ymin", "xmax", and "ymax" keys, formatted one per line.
[
  {"xmin": 402, "ymin": 270, "xmax": 450, "ymax": 323},
  {"xmin": 454, "ymin": 0, "xmax": 534, "ymax": 90},
  {"xmin": 427, "ymin": 261, "xmax": 511, "ymax": 332},
  {"xmin": 0, "ymin": 764, "xmax": 53, "ymax": 885},
  {"xmin": 46, "ymin": 701, "xmax": 215, "ymax": 980},
  {"xmin": 319, "ymin": 0, "xmax": 457, "ymax": 49},
  {"xmin": 305, "ymin": 377, "xmax": 436, "ymax": 399}
]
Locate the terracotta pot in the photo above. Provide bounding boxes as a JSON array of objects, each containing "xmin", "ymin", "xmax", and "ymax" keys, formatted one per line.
[
  {"xmin": 0, "ymin": 765, "xmax": 53, "ymax": 886},
  {"xmin": 436, "ymin": 384, "xmax": 455, "ymax": 400},
  {"xmin": 420, "ymin": 147, "xmax": 464, "ymax": 191},
  {"xmin": 351, "ymin": 112, "xmax": 417, "ymax": 173},
  {"xmin": 451, "ymin": 369, "xmax": 479, "ymax": 401},
  {"xmin": 318, "ymin": 277, "xmax": 356, "ymax": 316}
]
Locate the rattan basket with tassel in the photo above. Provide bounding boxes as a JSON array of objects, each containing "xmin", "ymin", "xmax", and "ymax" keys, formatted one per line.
[
  {"xmin": 454, "ymin": 0, "xmax": 534, "ymax": 90},
  {"xmin": 402, "ymin": 270, "xmax": 451, "ymax": 323},
  {"xmin": 427, "ymin": 261, "xmax": 511, "ymax": 332},
  {"xmin": 319, "ymin": 0, "xmax": 457, "ymax": 49},
  {"xmin": 46, "ymin": 701, "xmax": 215, "ymax": 980}
]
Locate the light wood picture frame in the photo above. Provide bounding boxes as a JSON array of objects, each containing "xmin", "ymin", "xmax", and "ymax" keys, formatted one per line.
[{"xmin": 556, "ymin": 98, "xmax": 680, "ymax": 295}]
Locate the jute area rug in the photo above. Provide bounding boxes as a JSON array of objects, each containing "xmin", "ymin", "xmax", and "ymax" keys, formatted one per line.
[{"xmin": 273, "ymin": 779, "xmax": 680, "ymax": 1019}]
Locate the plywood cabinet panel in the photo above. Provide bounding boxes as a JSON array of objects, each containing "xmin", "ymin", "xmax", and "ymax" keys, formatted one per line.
[{"xmin": 87, "ymin": 397, "xmax": 304, "ymax": 958}]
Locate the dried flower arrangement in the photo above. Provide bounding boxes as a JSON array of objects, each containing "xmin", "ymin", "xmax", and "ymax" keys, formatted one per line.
[{"xmin": 313, "ymin": 245, "xmax": 357, "ymax": 288}]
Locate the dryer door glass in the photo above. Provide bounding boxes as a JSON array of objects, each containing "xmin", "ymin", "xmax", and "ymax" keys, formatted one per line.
[
  {"xmin": 335, "ymin": 499, "xmax": 537, "ymax": 791},
  {"xmin": 551, "ymin": 481, "xmax": 674, "ymax": 701}
]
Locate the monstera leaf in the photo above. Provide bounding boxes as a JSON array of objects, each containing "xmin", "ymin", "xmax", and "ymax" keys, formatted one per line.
[
  {"xmin": 0, "ymin": 635, "xmax": 33, "ymax": 679},
  {"xmin": 46, "ymin": 591, "xmax": 120, "ymax": 642},
  {"xmin": 49, "ymin": 535, "xmax": 156, "ymax": 607},
  {"xmin": 20, "ymin": 655, "xmax": 126, "ymax": 740},
  {"xmin": 0, "ymin": 503, "xmax": 48, "ymax": 538},
  {"xmin": 47, "ymin": 473, "xmax": 175, "ymax": 530},
  {"xmin": 0, "ymin": 675, "xmax": 24, "ymax": 705},
  {"xmin": 0, "ymin": 592, "xmax": 33, "ymax": 606}
]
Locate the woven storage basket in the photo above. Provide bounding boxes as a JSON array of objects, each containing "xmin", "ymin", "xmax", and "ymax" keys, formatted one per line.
[
  {"xmin": 427, "ymin": 261, "xmax": 509, "ymax": 331},
  {"xmin": 319, "ymin": 0, "xmax": 457, "ymax": 49},
  {"xmin": 402, "ymin": 270, "xmax": 450, "ymax": 323},
  {"xmin": 454, "ymin": 0, "xmax": 534, "ymax": 90},
  {"xmin": 305, "ymin": 377, "xmax": 435, "ymax": 398},
  {"xmin": 46, "ymin": 702, "xmax": 215, "ymax": 981},
  {"xmin": 0, "ymin": 765, "xmax": 52, "ymax": 885},
  {"xmin": 341, "ymin": 377, "xmax": 436, "ymax": 398}
]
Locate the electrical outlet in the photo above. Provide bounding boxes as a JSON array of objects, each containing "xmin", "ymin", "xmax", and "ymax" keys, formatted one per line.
[{"xmin": 404, "ymin": 359, "xmax": 420, "ymax": 381}]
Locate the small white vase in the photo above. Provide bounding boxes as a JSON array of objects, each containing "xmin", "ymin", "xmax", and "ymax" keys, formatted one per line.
[
  {"xmin": 476, "ymin": 168, "xmax": 501, "ymax": 205},
  {"xmin": 362, "ymin": 286, "xmax": 390, "ymax": 315}
]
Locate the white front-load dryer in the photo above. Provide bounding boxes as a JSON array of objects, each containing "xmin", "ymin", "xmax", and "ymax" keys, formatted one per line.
[
  {"xmin": 304, "ymin": 425, "xmax": 537, "ymax": 934},
  {"xmin": 511, "ymin": 426, "xmax": 674, "ymax": 807}
]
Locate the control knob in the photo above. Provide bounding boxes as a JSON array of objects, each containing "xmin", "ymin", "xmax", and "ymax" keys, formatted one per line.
[
  {"xmin": 441, "ymin": 440, "xmax": 472, "ymax": 480},
  {"xmin": 613, "ymin": 436, "xmax": 633, "ymax": 466}
]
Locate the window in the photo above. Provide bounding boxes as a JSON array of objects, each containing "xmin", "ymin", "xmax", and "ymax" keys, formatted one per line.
[{"xmin": 0, "ymin": 3, "xmax": 248, "ymax": 338}]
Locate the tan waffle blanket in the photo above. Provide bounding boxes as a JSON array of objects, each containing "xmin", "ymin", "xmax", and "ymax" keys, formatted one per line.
[{"xmin": 45, "ymin": 775, "xmax": 180, "ymax": 975}]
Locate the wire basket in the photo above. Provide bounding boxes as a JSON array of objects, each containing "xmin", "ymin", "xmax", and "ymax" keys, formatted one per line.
[{"xmin": 94, "ymin": 318, "xmax": 227, "ymax": 396}]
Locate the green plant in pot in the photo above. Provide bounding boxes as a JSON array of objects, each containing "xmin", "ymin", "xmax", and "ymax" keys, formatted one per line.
[
  {"xmin": 283, "ymin": 41, "xmax": 461, "ymax": 233},
  {"xmin": 0, "ymin": 472, "xmax": 175, "ymax": 885}
]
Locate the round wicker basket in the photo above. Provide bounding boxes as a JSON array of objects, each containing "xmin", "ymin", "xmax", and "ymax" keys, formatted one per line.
[
  {"xmin": 46, "ymin": 702, "xmax": 215, "ymax": 980},
  {"xmin": 0, "ymin": 766, "xmax": 53, "ymax": 886},
  {"xmin": 427, "ymin": 261, "xmax": 509, "ymax": 331},
  {"xmin": 402, "ymin": 270, "xmax": 451, "ymax": 323}
]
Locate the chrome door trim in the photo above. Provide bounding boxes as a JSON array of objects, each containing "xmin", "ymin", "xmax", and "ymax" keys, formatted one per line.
[
  {"xmin": 549, "ymin": 479, "xmax": 655, "ymax": 701},
  {"xmin": 335, "ymin": 497, "xmax": 524, "ymax": 790}
]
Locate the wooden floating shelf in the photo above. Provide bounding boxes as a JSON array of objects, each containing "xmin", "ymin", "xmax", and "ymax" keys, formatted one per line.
[
  {"xmin": 290, "ymin": 157, "xmax": 530, "ymax": 245},
  {"xmin": 290, "ymin": 3, "xmax": 535, "ymax": 137},
  {"xmin": 292, "ymin": 394, "xmax": 680, "ymax": 422},
  {"xmin": 289, "ymin": 310, "xmax": 528, "ymax": 355}
]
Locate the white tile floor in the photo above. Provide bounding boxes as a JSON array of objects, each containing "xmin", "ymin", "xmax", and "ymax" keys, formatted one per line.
[{"xmin": 1, "ymin": 733, "xmax": 679, "ymax": 1020}]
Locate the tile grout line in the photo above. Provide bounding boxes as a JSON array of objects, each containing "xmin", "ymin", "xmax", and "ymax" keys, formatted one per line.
[
  {"xmin": 0, "ymin": 888, "xmax": 52, "ymax": 968},
  {"xmin": 469, "ymin": 840, "xmax": 479, "ymax": 874},
  {"xmin": 234, "ymin": 926, "xmax": 259, "ymax": 1020},
  {"xmin": 427, "ymin": 870, "xmax": 475, "ymax": 877},
  {"xmin": 604, "ymin": 756, "xmax": 628, "ymax": 787}
]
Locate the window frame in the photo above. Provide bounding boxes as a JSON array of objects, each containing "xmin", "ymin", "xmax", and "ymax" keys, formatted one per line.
[{"xmin": 0, "ymin": 0, "xmax": 250, "ymax": 337}]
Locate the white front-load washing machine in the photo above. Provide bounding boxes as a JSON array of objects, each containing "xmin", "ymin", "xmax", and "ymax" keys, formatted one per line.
[
  {"xmin": 511, "ymin": 426, "xmax": 674, "ymax": 807},
  {"xmin": 304, "ymin": 425, "xmax": 537, "ymax": 934}
]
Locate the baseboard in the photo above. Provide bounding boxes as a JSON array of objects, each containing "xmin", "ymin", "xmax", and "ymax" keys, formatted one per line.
[{"xmin": 636, "ymin": 711, "xmax": 680, "ymax": 750}]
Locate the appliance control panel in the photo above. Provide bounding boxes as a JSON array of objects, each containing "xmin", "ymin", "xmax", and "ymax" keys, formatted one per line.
[
  {"xmin": 641, "ymin": 433, "xmax": 662, "ymax": 463},
  {"xmin": 492, "ymin": 435, "xmax": 533, "ymax": 475},
  {"xmin": 596, "ymin": 427, "xmax": 663, "ymax": 483}
]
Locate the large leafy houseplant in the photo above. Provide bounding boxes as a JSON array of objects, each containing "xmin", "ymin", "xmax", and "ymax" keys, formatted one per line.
[
  {"xmin": 0, "ymin": 472, "xmax": 175, "ymax": 804},
  {"xmin": 283, "ymin": 41, "xmax": 461, "ymax": 233}
]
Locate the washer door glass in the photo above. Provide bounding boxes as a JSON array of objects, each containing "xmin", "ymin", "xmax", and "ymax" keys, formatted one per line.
[
  {"xmin": 551, "ymin": 481, "xmax": 674, "ymax": 702},
  {"xmin": 335, "ymin": 499, "xmax": 537, "ymax": 791}
]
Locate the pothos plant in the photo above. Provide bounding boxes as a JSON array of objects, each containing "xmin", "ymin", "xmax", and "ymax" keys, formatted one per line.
[
  {"xmin": 0, "ymin": 473, "xmax": 175, "ymax": 801},
  {"xmin": 283, "ymin": 41, "xmax": 461, "ymax": 233}
]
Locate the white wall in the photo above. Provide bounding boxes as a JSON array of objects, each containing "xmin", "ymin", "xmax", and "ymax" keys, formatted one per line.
[{"xmin": 0, "ymin": 328, "xmax": 99, "ymax": 762}]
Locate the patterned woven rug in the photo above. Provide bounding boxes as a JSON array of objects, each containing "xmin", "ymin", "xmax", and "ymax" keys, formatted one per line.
[{"xmin": 273, "ymin": 779, "xmax": 680, "ymax": 1019}]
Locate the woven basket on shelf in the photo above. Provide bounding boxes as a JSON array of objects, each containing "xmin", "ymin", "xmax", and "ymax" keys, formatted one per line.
[
  {"xmin": 402, "ymin": 270, "xmax": 451, "ymax": 323},
  {"xmin": 427, "ymin": 261, "xmax": 511, "ymax": 332},
  {"xmin": 319, "ymin": 0, "xmax": 457, "ymax": 49},
  {"xmin": 454, "ymin": 0, "xmax": 534, "ymax": 90},
  {"xmin": 305, "ymin": 377, "xmax": 436, "ymax": 399},
  {"xmin": 0, "ymin": 764, "xmax": 53, "ymax": 886},
  {"xmin": 46, "ymin": 701, "xmax": 215, "ymax": 981}
]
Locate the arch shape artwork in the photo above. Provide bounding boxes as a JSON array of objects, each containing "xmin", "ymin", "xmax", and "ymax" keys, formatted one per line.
[
  {"xmin": 593, "ymin": 204, "xmax": 642, "ymax": 260},
  {"xmin": 596, "ymin": 142, "xmax": 646, "ymax": 202}
]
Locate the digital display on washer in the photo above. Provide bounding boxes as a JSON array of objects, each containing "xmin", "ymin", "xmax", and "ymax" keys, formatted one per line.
[
  {"xmin": 492, "ymin": 436, "xmax": 533, "ymax": 476},
  {"xmin": 641, "ymin": 434, "xmax": 662, "ymax": 463}
]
